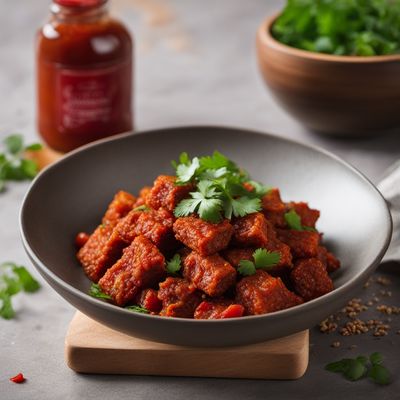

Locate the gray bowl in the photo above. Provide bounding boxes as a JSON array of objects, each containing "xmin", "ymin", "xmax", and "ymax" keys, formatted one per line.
[{"xmin": 20, "ymin": 126, "xmax": 392, "ymax": 347}]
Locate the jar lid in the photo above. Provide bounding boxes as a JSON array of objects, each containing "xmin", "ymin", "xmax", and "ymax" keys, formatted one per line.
[{"xmin": 54, "ymin": 0, "xmax": 106, "ymax": 7}]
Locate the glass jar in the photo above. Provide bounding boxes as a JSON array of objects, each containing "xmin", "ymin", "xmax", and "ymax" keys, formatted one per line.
[{"xmin": 36, "ymin": 0, "xmax": 133, "ymax": 152}]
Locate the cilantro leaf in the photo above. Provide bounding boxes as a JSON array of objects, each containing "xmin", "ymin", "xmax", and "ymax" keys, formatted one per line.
[
  {"xmin": 199, "ymin": 151, "xmax": 239, "ymax": 173},
  {"xmin": 0, "ymin": 134, "xmax": 41, "ymax": 191},
  {"xmin": 246, "ymin": 180, "xmax": 271, "ymax": 197},
  {"xmin": 174, "ymin": 198, "xmax": 202, "ymax": 217},
  {"xmin": 369, "ymin": 352, "xmax": 384, "ymax": 366},
  {"xmin": 166, "ymin": 254, "xmax": 182, "ymax": 274},
  {"xmin": 0, "ymin": 262, "xmax": 41, "ymax": 320},
  {"xmin": 4, "ymin": 135, "xmax": 23, "ymax": 154},
  {"xmin": 12, "ymin": 266, "xmax": 40, "ymax": 293},
  {"xmin": 238, "ymin": 260, "xmax": 256, "ymax": 276},
  {"xmin": 238, "ymin": 248, "xmax": 281, "ymax": 276},
  {"xmin": 176, "ymin": 156, "xmax": 200, "ymax": 183},
  {"xmin": 125, "ymin": 305, "xmax": 150, "ymax": 314},
  {"xmin": 89, "ymin": 283, "xmax": 111, "ymax": 300},
  {"xmin": 253, "ymin": 248, "xmax": 281, "ymax": 269},
  {"xmin": 368, "ymin": 364, "xmax": 391, "ymax": 385},
  {"xmin": 0, "ymin": 293, "xmax": 15, "ymax": 320},
  {"xmin": 132, "ymin": 205, "xmax": 150, "ymax": 212},
  {"xmin": 326, "ymin": 353, "xmax": 391, "ymax": 386},
  {"xmin": 284, "ymin": 209, "xmax": 303, "ymax": 230},
  {"xmin": 231, "ymin": 197, "xmax": 261, "ymax": 218},
  {"xmin": 344, "ymin": 359, "xmax": 367, "ymax": 381},
  {"xmin": 25, "ymin": 143, "xmax": 43, "ymax": 151}
]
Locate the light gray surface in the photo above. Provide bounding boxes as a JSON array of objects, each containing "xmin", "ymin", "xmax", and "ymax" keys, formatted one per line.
[{"xmin": 0, "ymin": 0, "xmax": 399, "ymax": 399}]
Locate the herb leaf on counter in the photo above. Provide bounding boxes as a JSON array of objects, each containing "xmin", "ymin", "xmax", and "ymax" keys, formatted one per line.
[
  {"xmin": 0, "ymin": 262, "xmax": 41, "ymax": 319},
  {"xmin": 0, "ymin": 134, "xmax": 42, "ymax": 192},
  {"xmin": 326, "ymin": 353, "xmax": 390, "ymax": 385}
]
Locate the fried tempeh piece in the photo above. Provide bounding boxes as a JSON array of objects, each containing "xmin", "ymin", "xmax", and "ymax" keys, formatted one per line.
[
  {"xmin": 183, "ymin": 251, "xmax": 236, "ymax": 297},
  {"xmin": 173, "ymin": 216, "xmax": 233, "ymax": 256},
  {"xmin": 98, "ymin": 236, "xmax": 165, "ymax": 306},
  {"xmin": 236, "ymin": 270, "xmax": 303, "ymax": 315},
  {"xmin": 147, "ymin": 175, "xmax": 193, "ymax": 212},
  {"xmin": 158, "ymin": 277, "xmax": 202, "ymax": 318}
]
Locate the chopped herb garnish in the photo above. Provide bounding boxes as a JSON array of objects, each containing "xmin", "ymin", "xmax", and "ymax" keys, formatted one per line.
[
  {"xmin": 238, "ymin": 248, "xmax": 281, "ymax": 276},
  {"xmin": 0, "ymin": 134, "xmax": 42, "ymax": 192},
  {"xmin": 166, "ymin": 254, "xmax": 182, "ymax": 275},
  {"xmin": 0, "ymin": 262, "xmax": 40, "ymax": 319},
  {"xmin": 326, "ymin": 353, "xmax": 390, "ymax": 385},
  {"xmin": 125, "ymin": 305, "xmax": 150, "ymax": 314},
  {"xmin": 88, "ymin": 283, "xmax": 111, "ymax": 300},
  {"xmin": 272, "ymin": 0, "xmax": 400, "ymax": 56},
  {"xmin": 284, "ymin": 209, "xmax": 316, "ymax": 231},
  {"xmin": 172, "ymin": 151, "xmax": 266, "ymax": 223}
]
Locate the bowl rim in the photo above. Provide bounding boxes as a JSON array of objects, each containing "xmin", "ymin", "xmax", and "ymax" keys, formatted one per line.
[
  {"xmin": 20, "ymin": 125, "xmax": 393, "ymax": 325},
  {"xmin": 258, "ymin": 14, "xmax": 400, "ymax": 64}
]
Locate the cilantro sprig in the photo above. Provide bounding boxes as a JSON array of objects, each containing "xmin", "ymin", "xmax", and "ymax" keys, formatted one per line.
[
  {"xmin": 0, "ymin": 134, "xmax": 42, "ymax": 192},
  {"xmin": 284, "ymin": 209, "xmax": 316, "ymax": 231},
  {"xmin": 326, "ymin": 352, "xmax": 390, "ymax": 385},
  {"xmin": 89, "ymin": 283, "xmax": 112, "ymax": 300},
  {"xmin": 0, "ymin": 262, "xmax": 41, "ymax": 319},
  {"xmin": 166, "ymin": 254, "xmax": 182, "ymax": 275},
  {"xmin": 238, "ymin": 248, "xmax": 281, "ymax": 276},
  {"xmin": 172, "ymin": 151, "xmax": 269, "ymax": 223},
  {"xmin": 88, "ymin": 284, "xmax": 150, "ymax": 314},
  {"xmin": 273, "ymin": 0, "xmax": 400, "ymax": 56},
  {"xmin": 125, "ymin": 305, "xmax": 150, "ymax": 314}
]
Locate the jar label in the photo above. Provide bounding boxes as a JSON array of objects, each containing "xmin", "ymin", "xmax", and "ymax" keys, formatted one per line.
[{"xmin": 56, "ymin": 62, "xmax": 132, "ymax": 133}]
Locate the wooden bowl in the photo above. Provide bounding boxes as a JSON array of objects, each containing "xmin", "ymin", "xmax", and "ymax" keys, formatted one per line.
[{"xmin": 256, "ymin": 16, "xmax": 400, "ymax": 135}]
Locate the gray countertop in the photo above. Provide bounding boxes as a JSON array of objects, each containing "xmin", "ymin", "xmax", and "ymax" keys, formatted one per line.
[{"xmin": 0, "ymin": 0, "xmax": 399, "ymax": 399}]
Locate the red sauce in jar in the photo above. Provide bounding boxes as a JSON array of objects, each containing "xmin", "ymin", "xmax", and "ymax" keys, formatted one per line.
[{"xmin": 36, "ymin": 0, "xmax": 133, "ymax": 152}]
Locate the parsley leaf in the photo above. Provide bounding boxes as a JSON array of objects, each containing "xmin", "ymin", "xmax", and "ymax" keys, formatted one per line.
[
  {"xmin": 230, "ymin": 197, "xmax": 261, "ymax": 218},
  {"xmin": 0, "ymin": 262, "xmax": 41, "ymax": 319},
  {"xmin": 238, "ymin": 248, "xmax": 281, "ymax": 276},
  {"xmin": 4, "ymin": 134, "xmax": 24, "ymax": 154},
  {"xmin": 89, "ymin": 283, "xmax": 111, "ymax": 300},
  {"xmin": 125, "ymin": 305, "xmax": 150, "ymax": 314},
  {"xmin": 166, "ymin": 254, "xmax": 182, "ymax": 274},
  {"xmin": 326, "ymin": 353, "xmax": 391, "ymax": 386}
]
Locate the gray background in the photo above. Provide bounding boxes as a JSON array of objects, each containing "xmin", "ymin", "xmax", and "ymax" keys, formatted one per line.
[{"xmin": 0, "ymin": 0, "xmax": 399, "ymax": 399}]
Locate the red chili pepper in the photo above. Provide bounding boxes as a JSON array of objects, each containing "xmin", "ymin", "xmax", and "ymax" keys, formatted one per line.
[{"xmin": 10, "ymin": 373, "xmax": 25, "ymax": 383}]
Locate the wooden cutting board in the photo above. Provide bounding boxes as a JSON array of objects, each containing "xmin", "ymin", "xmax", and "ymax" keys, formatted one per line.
[{"xmin": 65, "ymin": 312, "xmax": 309, "ymax": 379}]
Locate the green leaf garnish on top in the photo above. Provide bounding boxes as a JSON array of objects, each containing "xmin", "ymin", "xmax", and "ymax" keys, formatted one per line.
[
  {"xmin": 166, "ymin": 254, "xmax": 182, "ymax": 275},
  {"xmin": 89, "ymin": 283, "xmax": 111, "ymax": 300},
  {"xmin": 238, "ymin": 248, "xmax": 281, "ymax": 276},
  {"xmin": 172, "ymin": 151, "xmax": 267, "ymax": 223},
  {"xmin": 284, "ymin": 209, "xmax": 316, "ymax": 231}
]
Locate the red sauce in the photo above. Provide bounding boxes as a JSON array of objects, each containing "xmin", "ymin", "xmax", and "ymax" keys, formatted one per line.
[{"xmin": 36, "ymin": 0, "xmax": 133, "ymax": 152}]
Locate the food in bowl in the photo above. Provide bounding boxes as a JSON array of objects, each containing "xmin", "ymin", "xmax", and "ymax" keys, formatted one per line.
[
  {"xmin": 75, "ymin": 151, "xmax": 340, "ymax": 319},
  {"xmin": 272, "ymin": 0, "xmax": 400, "ymax": 56}
]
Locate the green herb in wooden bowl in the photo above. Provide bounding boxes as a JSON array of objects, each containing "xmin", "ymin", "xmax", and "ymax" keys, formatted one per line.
[{"xmin": 272, "ymin": 0, "xmax": 400, "ymax": 56}]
